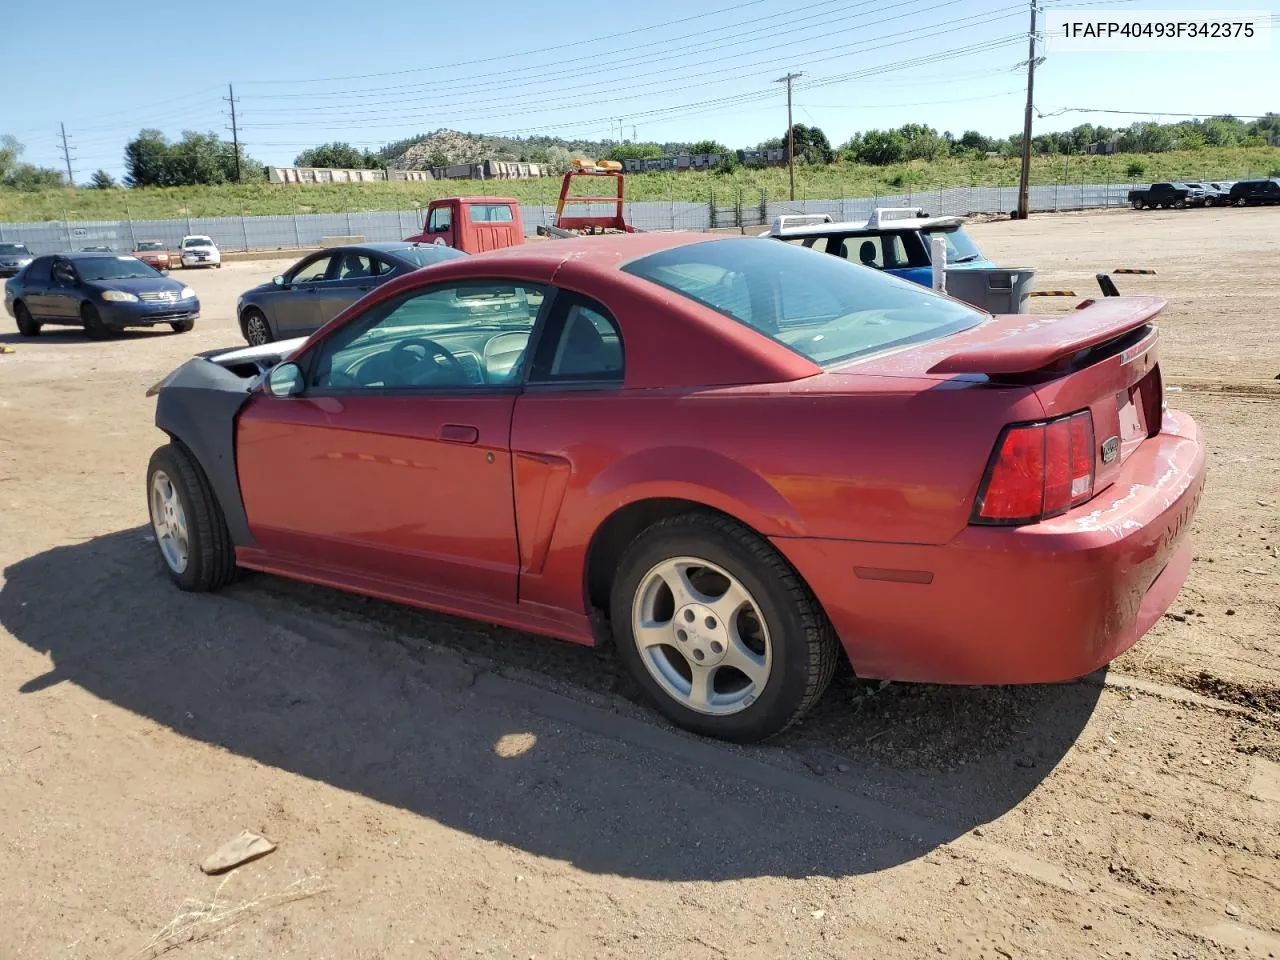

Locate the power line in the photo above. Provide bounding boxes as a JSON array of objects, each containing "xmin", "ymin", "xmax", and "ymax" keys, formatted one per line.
[
  {"xmin": 237, "ymin": 0, "xmax": 783, "ymax": 85},
  {"xmin": 236, "ymin": 12, "xmax": 1025, "ymax": 131}
]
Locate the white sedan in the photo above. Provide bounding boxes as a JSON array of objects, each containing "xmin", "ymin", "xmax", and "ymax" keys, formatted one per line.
[{"xmin": 180, "ymin": 235, "xmax": 222, "ymax": 269}]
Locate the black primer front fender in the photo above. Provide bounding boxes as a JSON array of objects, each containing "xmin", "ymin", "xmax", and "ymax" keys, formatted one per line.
[{"xmin": 153, "ymin": 356, "xmax": 258, "ymax": 547}]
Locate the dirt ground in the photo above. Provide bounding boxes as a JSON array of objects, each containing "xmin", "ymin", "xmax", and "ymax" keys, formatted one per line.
[{"xmin": 1, "ymin": 208, "xmax": 1277, "ymax": 960}]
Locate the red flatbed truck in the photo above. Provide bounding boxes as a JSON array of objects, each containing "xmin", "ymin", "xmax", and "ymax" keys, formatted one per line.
[{"xmin": 404, "ymin": 196, "xmax": 525, "ymax": 252}]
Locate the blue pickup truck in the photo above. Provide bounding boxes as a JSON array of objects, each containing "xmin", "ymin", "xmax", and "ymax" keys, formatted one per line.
[{"xmin": 761, "ymin": 208, "xmax": 1033, "ymax": 313}]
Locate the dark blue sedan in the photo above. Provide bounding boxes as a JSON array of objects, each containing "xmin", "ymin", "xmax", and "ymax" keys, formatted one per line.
[
  {"xmin": 235, "ymin": 241, "xmax": 466, "ymax": 345},
  {"xmin": 4, "ymin": 252, "xmax": 199, "ymax": 339}
]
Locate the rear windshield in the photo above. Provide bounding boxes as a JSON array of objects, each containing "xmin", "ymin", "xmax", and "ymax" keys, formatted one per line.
[
  {"xmin": 467, "ymin": 203, "xmax": 515, "ymax": 222},
  {"xmin": 0, "ymin": 243, "xmax": 31, "ymax": 255},
  {"xmin": 623, "ymin": 238, "xmax": 983, "ymax": 367},
  {"xmin": 396, "ymin": 245, "xmax": 468, "ymax": 267},
  {"xmin": 136, "ymin": 241, "xmax": 165, "ymax": 250}
]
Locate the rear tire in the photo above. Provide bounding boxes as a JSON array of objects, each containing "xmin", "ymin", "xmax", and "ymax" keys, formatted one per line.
[
  {"xmin": 147, "ymin": 442, "xmax": 238, "ymax": 592},
  {"xmin": 609, "ymin": 512, "xmax": 839, "ymax": 743},
  {"xmin": 81, "ymin": 302, "xmax": 116, "ymax": 339},
  {"xmin": 170, "ymin": 319, "xmax": 194, "ymax": 333},
  {"xmin": 242, "ymin": 309, "xmax": 273, "ymax": 346},
  {"xmin": 14, "ymin": 302, "xmax": 40, "ymax": 337}
]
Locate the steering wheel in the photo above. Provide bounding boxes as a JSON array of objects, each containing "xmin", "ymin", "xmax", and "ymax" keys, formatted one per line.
[{"xmin": 388, "ymin": 337, "xmax": 468, "ymax": 385}]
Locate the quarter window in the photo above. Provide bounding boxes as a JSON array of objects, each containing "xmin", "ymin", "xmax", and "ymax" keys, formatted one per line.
[{"xmin": 529, "ymin": 297, "xmax": 624, "ymax": 384}]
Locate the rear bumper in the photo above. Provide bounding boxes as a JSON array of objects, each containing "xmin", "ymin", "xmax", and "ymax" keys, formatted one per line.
[{"xmin": 772, "ymin": 410, "xmax": 1207, "ymax": 684}]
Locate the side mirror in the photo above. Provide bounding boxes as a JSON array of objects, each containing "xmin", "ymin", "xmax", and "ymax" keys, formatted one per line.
[
  {"xmin": 266, "ymin": 362, "xmax": 304, "ymax": 398},
  {"xmin": 272, "ymin": 275, "xmax": 285, "ymax": 286}
]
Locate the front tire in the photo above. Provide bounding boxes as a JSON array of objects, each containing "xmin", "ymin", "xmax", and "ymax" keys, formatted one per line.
[
  {"xmin": 1130, "ymin": 198, "xmax": 1143, "ymax": 210},
  {"xmin": 170, "ymin": 319, "xmax": 194, "ymax": 333},
  {"xmin": 609, "ymin": 513, "xmax": 839, "ymax": 742},
  {"xmin": 14, "ymin": 302, "xmax": 40, "ymax": 337},
  {"xmin": 81, "ymin": 302, "xmax": 116, "ymax": 339},
  {"xmin": 242, "ymin": 309, "xmax": 273, "ymax": 346},
  {"xmin": 147, "ymin": 443, "xmax": 238, "ymax": 592}
]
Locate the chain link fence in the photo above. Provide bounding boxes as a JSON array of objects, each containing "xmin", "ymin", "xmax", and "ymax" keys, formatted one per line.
[{"xmin": 0, "ymin": 182, "xmax": 1146, "ymax": 256}]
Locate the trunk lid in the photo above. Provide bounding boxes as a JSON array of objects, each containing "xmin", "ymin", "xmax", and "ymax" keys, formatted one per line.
[{"xmin": 845, "ymin": 296, "xmax": 1168, "ymax": 491}]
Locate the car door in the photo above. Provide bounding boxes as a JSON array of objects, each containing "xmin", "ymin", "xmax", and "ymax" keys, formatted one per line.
[
  {"xmin": 16, "ymin": 257, "xmax": 56, "ymax": 318},
  {"xmin": 426, "ymin": 204, "xmax": 457, "ymax": 249},
  {"xmin": 273, "ymin": 253, "xmax": 335, "ymax": 337},
  {"xmin": 46, "ymin": 258, "xmax": 84, "ymax": 321},
  {"xmin": 311, "ymin": 251, "xmax": 388, "ymax": 326},
  {"xmin": 235, "ymin": 278, "xmax": 550, "ymax": 603}
]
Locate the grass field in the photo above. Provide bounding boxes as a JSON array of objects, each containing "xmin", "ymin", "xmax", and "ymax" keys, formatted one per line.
[{"xmin": 2, "ymin": 148, "xmax": 1277, "ymax": 222}]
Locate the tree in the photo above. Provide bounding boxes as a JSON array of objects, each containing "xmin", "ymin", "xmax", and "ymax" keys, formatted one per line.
[
  {"xmin": 89, "ymin": 169, "xmax": 117, "ymax": 190},
  {"xmin": 124, "ymin": 128, "xmax": 262, "ymax": 187},
  {"xmin": 604, "ymin": 142, "xmax": 664, "ymax": 162},
  {"xmin": 850, "ymin": 129, "xmax": 907, "ymax": 165},
  {"xmin": 124, "ymin": 129, "xmax": 175, "ymax": 187},
  {"xmin": 294, "ymin": 142, "xmax": 381, "ymax": 169},
  {"xmin": 783, "ymin": 123, "xmax": 832, "ymax": 164},
  {"xmin": 0, "ymin": 135, "xmax": 66, "ymax": 191},
  {"xmin": 687, "ymin": 140, "xmax": 730, "ymax": 156}
]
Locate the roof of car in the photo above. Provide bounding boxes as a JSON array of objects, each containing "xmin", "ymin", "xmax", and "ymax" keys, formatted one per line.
[
  {"xmin": 460, "ymin": 230, "xmax": 720, "ymax": 268},
  {"xmin": 60, "ymin": 251, "xmax": 142, "ymax": 260},
  {"xmin": 765, "ymin": 214, "xmax": 966, "ymax": 239}
]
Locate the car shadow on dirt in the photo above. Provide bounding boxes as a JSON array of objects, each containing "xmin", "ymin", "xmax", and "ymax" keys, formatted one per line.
[
  {"xmin": 1, "ymin": 528, "xmax": 1103, "ymax": 882},
  {"xmin": 0, "ymin": 328, "xmax": 185, "ymax": 345}
]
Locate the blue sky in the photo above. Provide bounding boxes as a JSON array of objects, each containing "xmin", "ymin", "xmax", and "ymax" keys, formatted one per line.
[{"xmin": 4, "ymin": 0, "xmax": 1277, "ymax": 181}]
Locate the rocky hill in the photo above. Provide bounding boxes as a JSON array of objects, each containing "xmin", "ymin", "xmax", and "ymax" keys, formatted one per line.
[{"xmin": 385, "ymin": 128, "xmax": 691, "ymax": 169}]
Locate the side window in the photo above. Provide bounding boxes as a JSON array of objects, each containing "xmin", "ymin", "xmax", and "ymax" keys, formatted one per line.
[
  {"xmin": 310, "ymin": 282, "xmax": 545, "ymax": 391},
  {"xmin": 428, "ymin": 206, "xmax": 452, "ymax": 233},
  {"xmin": 292, "ymin": 255, "xmax": 334, "ymax": 284},
  {"xmin": 24, "ymin": 257, "xmax": 52, "ymax": 284},
  {"xmin": 369, "ymin": 257, "xmax": 393, "ymax": 277},
  {"xmin": 780, "ymin": 236, "xmax": 830, "ymax": 254},
  {"xmin": 337, "ymin": 253, "xmax": 376, "ymax": 279},
  {"xmin": 529, "ymin": 296, "xmax": 624, "ymax": 385},
  {"xmin": 52, "ymin": 259, "xmax": 76, "ymax": 284},
  {"xmin": 843, "ymin": 236, "xmax": 884, "ymax": 268}
]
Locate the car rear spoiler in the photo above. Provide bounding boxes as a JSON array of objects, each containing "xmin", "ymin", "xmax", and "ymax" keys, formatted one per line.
[{"xmin": 927, "ymin": 296, "xmax": 1167, "ymax": 376}]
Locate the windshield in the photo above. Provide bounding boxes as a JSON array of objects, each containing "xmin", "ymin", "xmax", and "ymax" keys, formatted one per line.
[
  {"xmin": 183, "ymin": 237, "xmax": 212, "ymax": 248},
  {"xmin": 76, "ymin": 256, "xmax": 160, "ymax": 281},
  {"xmin": 0, "ymin": 243, "xmax": 31, "ymax": 255},
  {"xmin": 396, "ymin": 245, "xmax": 468, "ymax": 267},
  {"xmin": 136, "ymin": 241, "xmax": 164, "ymax": 251},
  {"xmin": 622, "ymin": 238, "xmax": 983, "ymax": 367},
  {"xmin": 921, "ymin": 226, "xmax": 984, "ymax": 264}
]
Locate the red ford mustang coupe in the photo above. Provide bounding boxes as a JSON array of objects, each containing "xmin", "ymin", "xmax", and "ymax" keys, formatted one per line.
[{"xmin": 145, "ymin": 232, "xmax": 1206, "ymax": 742}]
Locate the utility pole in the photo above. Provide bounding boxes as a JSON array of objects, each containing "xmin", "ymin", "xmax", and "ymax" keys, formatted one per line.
[
  {"xmin": 225, "ymin": 83, "xmax": 242, "ymax": 182},
  {"xmin": 776, "ymin": 72, "xmax": 802, "ymax": 201},
  {"xmin": 1016, "ymin": 0, "xmax": 1038, "ymax": 219},
  {"xmin": 57, "ymin": 122, "xmax": 74, "ymax": 185}
]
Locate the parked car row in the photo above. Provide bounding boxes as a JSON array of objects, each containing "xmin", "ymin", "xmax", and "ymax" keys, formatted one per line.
[
  {"xmin": 1128, "ymin": 178, "xmax": 1280, "ymax": 209},
  {"xmin": 0, "ymin": 235, "xmax": 221, "ymax": 270}
]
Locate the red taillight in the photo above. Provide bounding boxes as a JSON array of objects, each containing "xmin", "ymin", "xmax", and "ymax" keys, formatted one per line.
[{"xmin": 974, "ymin": 411, "xmax": 1095, "ymax": 525}]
